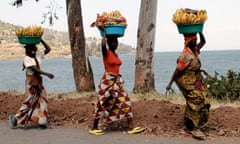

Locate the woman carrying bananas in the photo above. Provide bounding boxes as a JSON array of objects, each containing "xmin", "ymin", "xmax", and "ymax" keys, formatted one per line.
[
  {"xmin": 9, "ymin": 39, "xmax": 54, "ymax": 129},
  {"xmin": 89, "ymin": 28, "xmax": 144, "ymax": 136},
  {"xmin": 166, "ymin": 32, "xmax": 210, "ymax": 140}
]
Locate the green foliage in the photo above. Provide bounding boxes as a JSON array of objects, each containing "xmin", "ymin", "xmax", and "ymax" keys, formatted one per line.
[{"xmin": 206, "ymin": 70, "xmax": 240, "ymax": 101}]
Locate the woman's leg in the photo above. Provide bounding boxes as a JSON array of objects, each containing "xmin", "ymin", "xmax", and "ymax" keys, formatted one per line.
[
  {"xmin": 89, "ymin": 118, "xmax": 104, "ymax": 135},
  {"xmin": 92, "ymin": 118, "xmax": 100, "ymax": 130},
  {"xmin": 127, "ymin": 118, "xmax": 145, "ymax": 134},
  {"xmin": 127, "ymin": 117, "xmax": 134, "ymax": 129},
  {"xmin": 184, "ymin": 117, "xmax": 194, "ymax": 131},
  {"xmin": 9, "ymin": 115, "xmax": 17, "ymax": 129}
]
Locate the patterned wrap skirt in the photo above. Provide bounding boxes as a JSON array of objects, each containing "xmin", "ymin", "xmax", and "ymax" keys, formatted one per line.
[
  {"xmin": 15, "ymin": 79, "xmax": 48, "ymax": 126},
  {"xmin": 93, "ymin": 72, "xmax": 133, "ymax": 123},
  {"xmin": 176, "ymin": 70, "xmax": 210, "ymax": 128}
]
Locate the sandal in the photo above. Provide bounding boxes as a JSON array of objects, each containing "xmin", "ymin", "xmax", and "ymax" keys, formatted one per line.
[
  {"xmin": 9, "ymin": 115, "xmax": 17, "ymax": 129},
  {"xmin": 191, "ymin": 129, "xmax": 206, "ymax": 140},
  {"xmin": 127, "ymin": 127, "xmax": 145, "ymax": 134},
  {"xmin": 89, "ymin": 129, "xmax": 104, "ymax": 136}
]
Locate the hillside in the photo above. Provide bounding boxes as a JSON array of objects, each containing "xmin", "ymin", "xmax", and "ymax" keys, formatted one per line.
[{"xmin": 0, "ymin": 20, "xmax": 135, "ymax": 60}]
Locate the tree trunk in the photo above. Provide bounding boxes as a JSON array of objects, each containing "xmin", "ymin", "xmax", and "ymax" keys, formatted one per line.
[
  {"xmin": 133, "ymin": 0, "xmax": 157, "ymax": 93},
  {"xmin": 66, "ymin": 0, "xmax": 95, "ymax": 92}
]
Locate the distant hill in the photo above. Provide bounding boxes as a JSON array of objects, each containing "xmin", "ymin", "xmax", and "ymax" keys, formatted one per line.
[{"xmin": 0, "ymin": 20, "xmax": 135, "ymax": 60}]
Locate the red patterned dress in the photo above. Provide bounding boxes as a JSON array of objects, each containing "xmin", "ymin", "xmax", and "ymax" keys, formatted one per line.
[{"xmin": 93, "ymin": 49, "xmax": 133, "ymax": 123}]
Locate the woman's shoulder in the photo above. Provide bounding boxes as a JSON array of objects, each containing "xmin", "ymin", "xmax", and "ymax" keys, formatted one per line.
[
  {"xmin": 104, "ymin": 49, "xmax": 113, "ymax": 56},
  {"xmin": 106, "ymin": 49, "xmax": 112, "ymax": 53}
]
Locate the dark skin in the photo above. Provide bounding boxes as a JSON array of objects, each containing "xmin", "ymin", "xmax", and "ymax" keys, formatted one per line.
[
  {"xmin": 92, "ymin": 28, "xmax": 134, "ymax": 131},
  {"xmin": 24, "ymin": 39, "xmax": 54, "ymax": 79},
  {"xmin": 184, "ymin": 32, "xmax": 205, "ymax": 55},
  {"xmin": 101, "ymin": 28, "xmax": 118, "ymax": 57},
  {"xmin": 166, "ymin": 32, "xmax": 205, "ymax": 91},
  {"xmin": 11, "ymin": 39, "xmax": 54, "ymax": 126}
]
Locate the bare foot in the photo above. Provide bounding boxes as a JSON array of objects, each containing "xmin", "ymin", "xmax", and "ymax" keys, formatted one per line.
[{"xmin": 191, "ymin": 129, "xmax": 206, "ymax": 140}]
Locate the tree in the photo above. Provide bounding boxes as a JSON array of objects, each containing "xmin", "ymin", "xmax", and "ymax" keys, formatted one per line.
[
  {"xmin": 133, "ymin": 0, "xmax": 158, "ymax": 93},
  {"xmin": 12, "ymin": 0, "xmax": 96, "ymax": 92},
  {"xmin": 66, "ymin": 0, "xmax": 95, "ymax": 92}
]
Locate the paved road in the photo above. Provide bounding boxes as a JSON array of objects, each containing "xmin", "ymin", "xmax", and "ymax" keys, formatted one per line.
[{"xmin": 0, "ymin": 122, "xmax": 239, "ymax": 144}]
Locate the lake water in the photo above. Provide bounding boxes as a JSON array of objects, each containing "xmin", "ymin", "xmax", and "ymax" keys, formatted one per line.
[{"xmin": 0, "ymin": 50, "xmax": 239, "ymax": 94}]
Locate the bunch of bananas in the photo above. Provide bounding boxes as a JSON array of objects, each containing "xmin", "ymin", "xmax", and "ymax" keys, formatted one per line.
[
  {"xmin": 172, "ymin": 8, "xmax": 207, "ymax": 25},
  {"xmin": 100, "ymin": 10, "xmax": 122, "ymax": 18},
  {"xmin": 15, "ymin": 25, "xmax": 44, "ymax": 37},
  {"xmin": 92, "ymin": 10, "xmax": 127, "ymax": 27}
]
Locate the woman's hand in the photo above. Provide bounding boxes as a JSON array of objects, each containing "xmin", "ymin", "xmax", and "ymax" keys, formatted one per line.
[
  {"xmin": 40, "ymin": 39, "xmax": 51, "ymax": 55},
  {"xmin": 166, "ymin": 83, "xmax": 172, "ymax": 91},
  {"xmin": 46, "ymin": 73, "xmax": 54, "ymax": 79},
  {"xmin": 166, "ymin": 70, "xmax": 178, "ymax": 91},
  {"xmin": 101, "ymin": 27, "xmax": 107, "ymax": 44},
  {"xmin": 102, "ymin": 36, "xmax": 106, "ymax": 46},
  {"xmin": 197, "ymin": 32, "xmax": 206, "ymax": 49}
]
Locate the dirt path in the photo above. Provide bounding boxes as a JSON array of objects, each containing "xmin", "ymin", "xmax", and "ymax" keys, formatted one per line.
[{"xmin": 1, "ymin": 91, "xmax": 240, "ymax": 142}]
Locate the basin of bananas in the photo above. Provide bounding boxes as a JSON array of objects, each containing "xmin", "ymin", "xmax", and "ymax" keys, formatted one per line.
[
  {"xmin": 172, "ymin": 8, "xmax": 207, "ymax": 34},
  {"xmin": 91, "ymin": 10, "xmax": 127, "ymax": 37},
  {"xmin": 16, "ymin": 26, "xmax": 44, "ymax": 44}
]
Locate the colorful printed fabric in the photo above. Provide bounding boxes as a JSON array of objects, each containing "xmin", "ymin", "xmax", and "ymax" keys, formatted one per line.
[
  {"xmin": 15, "ymin": 53, "xmax": 48, "ymax": 126},
  {"xmin": 15, "ymin": 85, "xmax": 48, "ymax": 126},
  {"xmin": 94, "ymin": 72, "xmax": 133, "ymax": 123},
  {"xmin": 176, "ymin": 47, "xmax": 195, "ymax": 71},
  {"xmin": 175, "ymin": 47, "xmax": 210, "ymax": 128}
]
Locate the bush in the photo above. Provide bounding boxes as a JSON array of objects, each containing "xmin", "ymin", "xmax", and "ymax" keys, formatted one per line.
[{"xmin": 206, "ymin": 70, "xmax": 240, "ymax": 101}]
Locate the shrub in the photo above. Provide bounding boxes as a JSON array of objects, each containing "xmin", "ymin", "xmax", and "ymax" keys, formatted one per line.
[{"xmin": 206, "ymin": 70, "xmax": 240, "ymax": 101}]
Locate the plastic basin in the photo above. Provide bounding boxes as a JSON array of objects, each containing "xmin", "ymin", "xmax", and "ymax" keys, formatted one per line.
[
  {"xmin": 17, "ymin": 36, "xmax": 41, "ymax": 44},
  {"xmin": 99, "ymin": 25, "xmax": 126, "ymax": 37},
  {"xmin": 177, "ymin": 23, "xmax": 204, "ymax": 34}
]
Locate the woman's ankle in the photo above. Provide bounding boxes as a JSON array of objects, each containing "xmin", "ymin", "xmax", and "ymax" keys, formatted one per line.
[
  {"xmin": 127, "ymin": 118, "xmax": 134, "ymax": 129},
  {"xmin": 92, "ymin": 118, "xmax": 99, "ymax": 130}
]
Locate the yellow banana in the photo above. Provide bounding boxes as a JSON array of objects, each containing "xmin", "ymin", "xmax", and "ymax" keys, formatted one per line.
[
  {"xmin": 172, "ymin": 8, "xmax": 207, "ymax": 24},
  {"xmin": 15, "ymin": 25, "xmax": 44, "ymax": 36}
]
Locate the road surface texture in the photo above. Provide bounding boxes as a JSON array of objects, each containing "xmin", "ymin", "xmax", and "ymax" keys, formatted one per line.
[{"xmin": 1, "ymin": 122, "xmax": 240, "ymax": 144}]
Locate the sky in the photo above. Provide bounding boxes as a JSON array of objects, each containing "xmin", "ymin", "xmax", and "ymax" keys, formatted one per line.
[{"xmin": 0, "ymin": 0, "xmax": 240, "ymax": 52}]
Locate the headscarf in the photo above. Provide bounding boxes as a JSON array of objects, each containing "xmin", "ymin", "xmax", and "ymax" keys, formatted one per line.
[{"xmin": 184, "ymin": 34, "xmax": 197, "ymax": 46}]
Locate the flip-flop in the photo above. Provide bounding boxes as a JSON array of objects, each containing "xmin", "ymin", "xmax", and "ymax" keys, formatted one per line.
[
  {"xmin": 127, "ymin": 127, "xmax": 145, "ymax": 134},
  {"xmin": 9, "ymin": 115, "xmax": 17, "ymax": 129},
  {"xmin": 89, "ymin": 129, "xmax": 104, "ymax": 136}
]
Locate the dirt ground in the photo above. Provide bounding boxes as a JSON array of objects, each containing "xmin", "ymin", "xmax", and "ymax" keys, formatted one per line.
[{"xmin": 1, "ymin": 91, "xmax": 240, "ymax": 139}]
